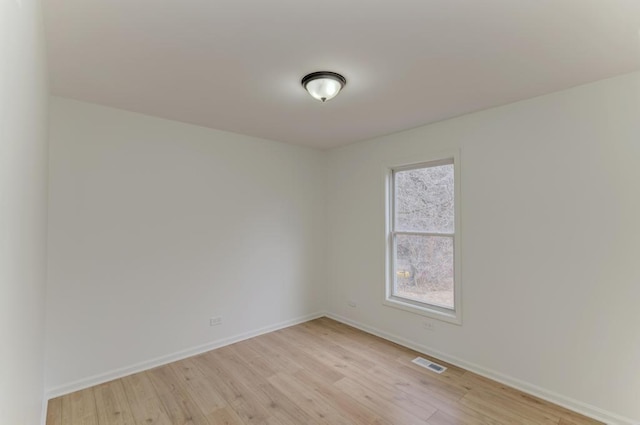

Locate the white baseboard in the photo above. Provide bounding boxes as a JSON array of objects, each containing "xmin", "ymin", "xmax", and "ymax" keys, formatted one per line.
[
  {"xmin": 43, "ymin": 311, "xmax": 324, "ymax": 402},
  {"xmin": 325, "ymin": 312, "xmax": 638, "ymax": 425}
]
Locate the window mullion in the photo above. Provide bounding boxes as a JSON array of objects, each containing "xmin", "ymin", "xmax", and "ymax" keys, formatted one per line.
[{"xmin": 392, "ymin": 230, "xmax": 454, "ymax": 238}]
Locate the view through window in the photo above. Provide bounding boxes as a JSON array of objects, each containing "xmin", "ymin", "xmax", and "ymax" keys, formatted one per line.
[{"xmin": 391, "ymin": 159, "xmax": 456, "ymax": 310}]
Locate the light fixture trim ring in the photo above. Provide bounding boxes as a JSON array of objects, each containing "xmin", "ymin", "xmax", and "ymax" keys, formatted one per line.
[{"xmin": 301, "ymin": 71, "xmax": 347, "ymax": 89}]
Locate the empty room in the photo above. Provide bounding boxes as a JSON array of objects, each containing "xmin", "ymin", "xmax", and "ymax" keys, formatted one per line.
[{"xmin": 2, "ymin": 0, "xmax": 639, "ymax": 424}]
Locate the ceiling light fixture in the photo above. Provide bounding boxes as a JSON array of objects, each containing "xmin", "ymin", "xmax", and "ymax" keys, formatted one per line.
[{"xmin": 301, "ymin": 71, "xmax": 346, "ymax": 102}]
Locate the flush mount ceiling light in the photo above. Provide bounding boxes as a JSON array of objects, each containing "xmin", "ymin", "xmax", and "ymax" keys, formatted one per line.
[{"xmin": 301, "ymin": 71, "xmax": 346, "ymax": 102}]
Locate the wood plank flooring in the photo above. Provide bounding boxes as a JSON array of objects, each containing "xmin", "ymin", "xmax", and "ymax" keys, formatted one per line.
[{"xmin": 46, "ymin": 317, "xmax": 602, "ymax": 425}]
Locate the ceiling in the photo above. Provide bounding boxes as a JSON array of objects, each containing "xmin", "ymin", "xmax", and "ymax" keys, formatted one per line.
[{"xmin": 44, "ymin": 0, "xmax": 640, "ymax": 149}]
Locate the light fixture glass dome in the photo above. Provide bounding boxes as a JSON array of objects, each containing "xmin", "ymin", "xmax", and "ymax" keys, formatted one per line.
[{"xmin": 301, "ymin": 71, "xmax": 346, "ymax": 102}]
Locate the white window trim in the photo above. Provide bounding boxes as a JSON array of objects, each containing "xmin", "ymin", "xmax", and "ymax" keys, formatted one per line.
[{"xmin": 383, "ymin": 149, "xmax": 462, "ymax": 325}]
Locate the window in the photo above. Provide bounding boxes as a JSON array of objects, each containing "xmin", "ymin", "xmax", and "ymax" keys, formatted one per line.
[{"xmin": 385, "ymin": 152, "xmax": 461, "ymax": 324}]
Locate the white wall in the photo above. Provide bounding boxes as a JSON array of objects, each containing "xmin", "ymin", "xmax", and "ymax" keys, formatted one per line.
[
  {"xmin": 326, "ymin": 72, "xmax": 640, "ymax": 423},
  {"xmin": 0, "ymin": 0, "xmax": 49, "ymax": 424},
  {"xmin": 45, "ymin": 98, "xmax": 327, "ymax": 392}
]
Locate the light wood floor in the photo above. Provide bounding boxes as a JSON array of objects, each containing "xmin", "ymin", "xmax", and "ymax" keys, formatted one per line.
[{"xmin": 46, "ymin": 317, "xmax": 601, "ymax": 425}]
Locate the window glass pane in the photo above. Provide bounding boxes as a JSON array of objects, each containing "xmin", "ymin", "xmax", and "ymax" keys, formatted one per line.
[
  {"xmin": 394, "ymin": 234, "xmax": 454, "ymax": 309},
  {"xmin": 395, "ymin": 164, "xmax": 454, "ymax": 233}
]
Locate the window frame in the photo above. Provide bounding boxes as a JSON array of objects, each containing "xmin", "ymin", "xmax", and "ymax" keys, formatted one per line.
[{"xmin": 383, "ymin": 150, "xmax": 462, "ymax": 325}]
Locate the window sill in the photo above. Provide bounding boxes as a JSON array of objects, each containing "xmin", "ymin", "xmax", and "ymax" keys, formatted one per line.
[{"xmin": 383, "ymin": 296, "xmax": 462, "ymax": 325}]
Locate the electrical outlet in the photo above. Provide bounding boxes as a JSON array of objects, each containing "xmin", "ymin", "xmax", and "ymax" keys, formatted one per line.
[
  {"xmin": 209, "ymin": 316, "xmax": 222, "ymax": 326},
  {"xmin": 423, "ymin": 321, "xmax": 435, "ymax": 331},
  {"xmin": 347, "ymin": 300, "xmax": 357, "ymax": 308}
]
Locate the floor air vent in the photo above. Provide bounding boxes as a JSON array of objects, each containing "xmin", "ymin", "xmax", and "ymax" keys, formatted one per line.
[{"xmin": 412, "ymin": 357, "xmax": 447, "ymax": 374}]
